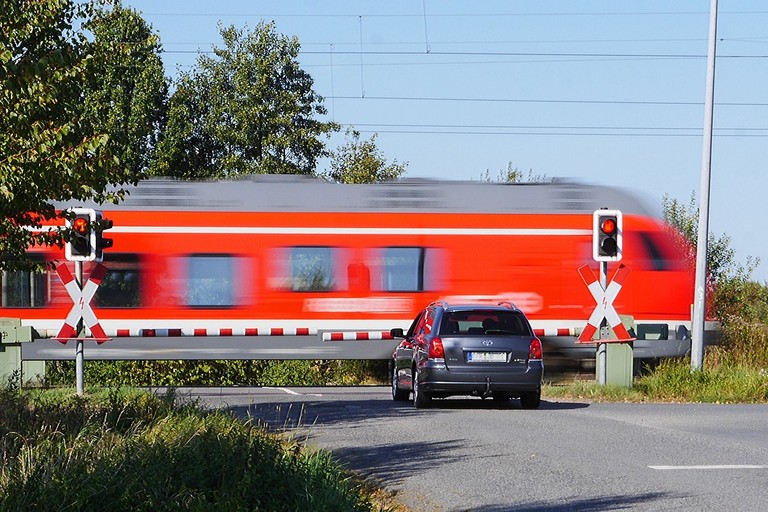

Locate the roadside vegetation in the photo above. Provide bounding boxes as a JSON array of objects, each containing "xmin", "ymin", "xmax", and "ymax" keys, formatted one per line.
[
  {"xmin": 44, "ymin": 360, "xmax": 389, "ymax": 387},
  {"xmin": 0, "ymin": 384, "xmax": 402, "ymax": 512}
]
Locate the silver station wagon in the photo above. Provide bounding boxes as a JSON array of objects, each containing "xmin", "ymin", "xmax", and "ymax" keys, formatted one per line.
[{"xmin": 391, "ymin": 302, "xmax": 544, "ymax": 408}]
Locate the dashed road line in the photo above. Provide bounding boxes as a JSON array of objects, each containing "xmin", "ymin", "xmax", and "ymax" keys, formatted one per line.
[
  {"xmin": 264, "ymin": 387, "xmax": 323, "ymax": 397},
  {"xmin": 649, "ymin": 465, "xmax": 768, "ymax": 470}
]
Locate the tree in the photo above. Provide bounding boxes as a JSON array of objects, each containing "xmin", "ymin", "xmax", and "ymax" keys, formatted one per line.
[
  {"xmin": 81, "ymin": 0, "xmax": 167, "ymax": 177},
  {"xmin": 662, "ymin": 191, "xmax": 761, "ymax": 323},
  {"xmin": 323, "ymin": 128, "xmax": 407, "ymax": 184},
  {"xmin": 480, "ymin": 161, "xmax": 549, "ymax": 183},
  {"xmin": 152, "ymin": 22, "xmax": 338, "ymax": 179},
  {"xmin": 661, "ymin": 192, "xmax": 755, "ymax": 284},
  {"xmin": 1, "ymin": 0, "xmax": 136, "ymax": 272}
]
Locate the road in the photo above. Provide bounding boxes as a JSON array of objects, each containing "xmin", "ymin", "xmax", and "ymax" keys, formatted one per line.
[{"xmin": 178, "ymin": 386, "xmax": 768, "ymax": 512}]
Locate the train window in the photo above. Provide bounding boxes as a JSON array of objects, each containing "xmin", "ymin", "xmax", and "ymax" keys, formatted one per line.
[
  {"xmin": 1, "ymin": 259, "xmax": 48, "ymax": 307},
  {"xmin": 289, "ymin": 247, "xmax": 335, "ymax": 292},
  {"xmin": 373, "ymin": 247, "xmax": 425, "ymax": 292},
  {"xmin": 186, "ymin": 254, "xmax": 234, "ymax": 306},
  {"xmin": 637, "ymin": 232, "xmax": 668, "ymax": 272},
  {"xmin": 94, "ymin": 254, "xmax": 140, "ymax": 308}
]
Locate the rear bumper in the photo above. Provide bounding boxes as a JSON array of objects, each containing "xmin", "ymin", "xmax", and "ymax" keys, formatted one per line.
[{"xmin": 418, "ymin": 361, "xmax": 543, "ymax": 397}]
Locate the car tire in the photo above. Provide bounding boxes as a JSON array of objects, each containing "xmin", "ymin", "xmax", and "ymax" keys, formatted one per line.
[
  {"xmin": 520, "ymin": 388, "xmax": 541, "ymax": 410},
  {"xmin": 392, "ymin": 364, "xmax": 410, "ymax": 401},
  {"xmin": 412, "ymin": 366, "xmax": 431, "ymax": 408}
]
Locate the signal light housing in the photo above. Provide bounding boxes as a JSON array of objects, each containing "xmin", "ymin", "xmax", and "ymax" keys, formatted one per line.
[
  {"xmin": 94, "ymin": 211, "xmax": 113, "ymax": 262},
  {"xmin": 65, "ymin": 208, "xmax": 96, "ymax": 261},
  {"xmin": 593, "ymin": 209, "xmax": 623, "ymax": 262},
  {"xmin": 64, "ymin": 208, "xmax": 114, "ymax": 262}
]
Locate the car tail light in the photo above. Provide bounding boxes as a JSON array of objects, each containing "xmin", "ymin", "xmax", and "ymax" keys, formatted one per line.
[
  {"xmin": 428, "ymin": 337, "xmax": 445, "ymax": 359},
  {"xmin": 529, "ymin": 338, "xmax": 542, "ymax": 360}
]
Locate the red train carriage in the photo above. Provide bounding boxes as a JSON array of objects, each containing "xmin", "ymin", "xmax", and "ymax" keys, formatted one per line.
[{"xmin": 3, "ymin": 176, "xmax": 702, "ymax": 360}]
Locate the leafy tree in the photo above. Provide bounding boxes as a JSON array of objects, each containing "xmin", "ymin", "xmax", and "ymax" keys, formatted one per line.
[
  {"xmin": 662, "ymin": 192, "xmax": 763, "ymax": 326},
  {"xmin": 661, "ymin": 192, "xmax": 756, "ymax": 284},
  {"xmin": 152, "ymin": 21, "xmax": 338, "ymax": 179},
  {"xmin": 1, "ymin": 0, "xmax": 136, "ymax": 272},
  {"xmin": 323, "ymin": 128, "xmax": 407, "ymax": 184},
  {"xmin": 81, "ymin": 0, "xmax": 167, "ymax": 177},
  {"xmin": 480, "ymin": 161, "xmax": 549, "ymax": 183}
]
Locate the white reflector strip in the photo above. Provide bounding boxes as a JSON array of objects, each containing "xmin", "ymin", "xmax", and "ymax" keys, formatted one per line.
[{"xmin": 112, "ymin": 226, "xmax": 590, "ymax": 236}]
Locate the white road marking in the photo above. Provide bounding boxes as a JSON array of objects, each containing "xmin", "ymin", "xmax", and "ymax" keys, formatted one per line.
[
  {"xmin": 264, "ymin": 387, "xmax": 323, "ymax": 397},
  {"xmin": 649, "ymin": 465, "xmax": 768, "ymax": 470}
]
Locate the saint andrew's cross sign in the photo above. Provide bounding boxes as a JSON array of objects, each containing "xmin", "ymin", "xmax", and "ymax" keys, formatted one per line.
[
  {"xmin": 577, "ymin": 263, "xmax": 635, "ymax": 343},
  {"xmin": 55, "ymin": 263, "xmax": 109, "ymax": 344}
]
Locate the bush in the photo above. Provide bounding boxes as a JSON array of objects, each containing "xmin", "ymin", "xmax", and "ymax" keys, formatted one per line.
[{"xmin": 45, "ymin": 360, "xmax": 389, "ymax": 387}]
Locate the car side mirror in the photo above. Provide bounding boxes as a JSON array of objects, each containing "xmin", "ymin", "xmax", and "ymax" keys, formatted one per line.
[{"xmin": 390, "ymin": 328, "xmax": 405, "ymax": 338}]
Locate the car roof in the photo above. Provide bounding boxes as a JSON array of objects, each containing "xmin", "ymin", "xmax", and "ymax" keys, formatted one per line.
[{"xmin": 430, "ymin": 302, "xmax": 525, "ymax": 314}]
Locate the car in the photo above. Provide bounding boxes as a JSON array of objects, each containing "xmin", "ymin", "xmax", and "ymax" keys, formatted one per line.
[{"xmin": 390, "ymin": 301, "xmax": 544, "ymax": 408}]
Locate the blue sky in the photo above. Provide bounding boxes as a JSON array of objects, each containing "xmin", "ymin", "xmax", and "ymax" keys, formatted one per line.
[{"xmin": 122, "ymin": 0, "xmax": 768, "ymax": 282}]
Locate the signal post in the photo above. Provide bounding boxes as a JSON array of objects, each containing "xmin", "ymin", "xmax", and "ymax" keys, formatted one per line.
[
  {"xmin": 62, "ymin": 208, "xmax": 113, "ymax": 394},
  {"xmin": 578, "ymin": 209, "xmax": 635, "ymax": 387}
]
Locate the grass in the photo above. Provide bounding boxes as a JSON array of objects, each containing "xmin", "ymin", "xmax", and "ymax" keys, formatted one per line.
[
  {"xmin": 0, "ymin": 384, "xmax": 404, "ymax": 512},
  {"xmin": 544, "ymin": 355, "xmax": 768, "ymax": 404},
  {"xmin": 546, "ymin": 311, "xmax": 768, "ymax": 404}
]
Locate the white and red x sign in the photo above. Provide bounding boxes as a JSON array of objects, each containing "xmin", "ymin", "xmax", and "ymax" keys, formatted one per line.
[
  {"xmin": 577, "ymin": 264, "xmax": 635, "ymax": 343},
  {"xmin": 55, "ymin": 263, "xmax": 109, "ymax": 344}
]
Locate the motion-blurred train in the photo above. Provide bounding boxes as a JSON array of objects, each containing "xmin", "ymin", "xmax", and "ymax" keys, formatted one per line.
[{"xmin": 3, "ymin": 176, "xmax": 709, "ymax": 360}]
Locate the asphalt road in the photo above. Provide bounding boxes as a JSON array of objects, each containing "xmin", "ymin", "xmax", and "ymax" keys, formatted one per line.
[{"xmin": 178, "ymin": 386, "xmax": 768, "ymax": 512}]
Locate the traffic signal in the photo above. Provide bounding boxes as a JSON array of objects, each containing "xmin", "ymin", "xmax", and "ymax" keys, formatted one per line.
[
  {"xmin": 592, "ymin": 209, "xmax": 623, "ymax": 262},
  {"xmin": 94, "ymin": 211, "xmax": 113, "ymax": 262},
  {"xmin": 65, "ymin": 208, "xmax": 96, "ymax": 261}
]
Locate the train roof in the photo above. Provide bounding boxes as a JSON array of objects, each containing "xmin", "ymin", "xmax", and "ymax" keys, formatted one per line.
[{"xmin": 60, "ymin": 175, "xmax": 656, "ymax": 216}]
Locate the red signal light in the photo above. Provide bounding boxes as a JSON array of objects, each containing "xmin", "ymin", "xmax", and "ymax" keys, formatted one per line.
[
  {"xmin": 72, "ymin": 217, "xmax": 89, "ymax": 235},
  {"xmin": 601, "ymin": 218, "xmax": 616, "ymax": 235}
]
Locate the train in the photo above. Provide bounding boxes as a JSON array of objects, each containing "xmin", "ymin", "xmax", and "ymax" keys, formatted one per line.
[{"xmin": 3, "ymin": 175, "xmax": 711, "ymax": 361}]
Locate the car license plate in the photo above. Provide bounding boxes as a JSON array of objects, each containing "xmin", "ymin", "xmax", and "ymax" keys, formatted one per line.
[{"xmin": 467, "ymin": 351, "xmax": 506, "ymax": 363}]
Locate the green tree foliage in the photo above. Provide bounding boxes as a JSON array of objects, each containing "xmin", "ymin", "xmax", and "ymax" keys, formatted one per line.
[
  {"xmin": 323, "ymin": 128, "xmax": 407, "ymax": 183},
  {"xmin": 661, "ymin": 192, "xmax": 757, "ymax": 285},
  {"xmin": 1, "ymin": 0, "xmax": 136, "ymax": 272},
  {"xmin": 662, "ymin": 191, "xmax": 767, "ymax": 366},
  {"xmin": 152, "ymin": 22, "xmax": 338, "ymax": 179},
  {"xmin": 480, "ymin": 161, "xmax": 550, "ymax": 183},
  {"xmin": 81, "ymin": 0, "xmax": 167, "ymax": 177}
]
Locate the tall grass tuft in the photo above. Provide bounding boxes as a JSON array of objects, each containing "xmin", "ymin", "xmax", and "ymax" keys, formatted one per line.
[{"xmin": 0, "ymin": 387, "xmax": 398, "ymax": 511}]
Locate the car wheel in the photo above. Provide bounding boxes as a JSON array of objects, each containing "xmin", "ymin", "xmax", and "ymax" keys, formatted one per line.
[
  {"xmin": 412, "ymin": 367, "xmax": 431, "ymax": 408},
  {"xmin": 520, "ymin": 387, "xmax": 541, "ymax": 410},
  {"xmin": 392, "ymin": 364, "xmax": 410, "ymax": 401}
]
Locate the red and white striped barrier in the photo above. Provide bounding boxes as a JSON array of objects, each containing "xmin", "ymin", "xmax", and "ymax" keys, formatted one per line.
[
  {"xmin": 108, "ymin": 327, "xmax": 316, "ymax": 337},
  {"xmin": 322, "ymin": 331, "xmax": 395, "ymax": 341},
  {"xmin": 533, "ymin": 327, "xmax": 578, "ymax": 337},
  {"xmin": 42, "ymin": 324, "xmax": 583, "ymax": 341}
]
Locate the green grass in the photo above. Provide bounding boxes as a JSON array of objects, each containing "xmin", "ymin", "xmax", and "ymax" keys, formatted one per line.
[
  {"xmin": 544, "ymin": 356, "xmax": 768, "ymax": 404},
  {"xmin": 0, "ymin": 385, "xmax": 402, "ymax": 512}
]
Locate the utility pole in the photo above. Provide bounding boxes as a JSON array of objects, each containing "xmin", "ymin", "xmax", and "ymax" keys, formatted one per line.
[{"xmin": 691, "ymin": 0, "xmax": 719, "ymax": 371}]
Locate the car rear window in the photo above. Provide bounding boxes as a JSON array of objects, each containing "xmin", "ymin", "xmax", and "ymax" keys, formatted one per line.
[{"xmin": 440, "ymin": 310, "xmax": 530, "ymax": 336}]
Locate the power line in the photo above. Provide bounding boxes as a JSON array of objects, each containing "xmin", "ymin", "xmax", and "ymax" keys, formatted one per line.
[
  {"xmin": 162, "ymin": 48, "xmax": 768, "ymax": 59},
  {"xmin": 346, "ymin": 122, "xmax": 768, "ymax": 132},
  {"xmin": 347, "ymin": 128, "xmax": 768, "ymax": 137},
  {"xmin": 327, "ymin": 95, "xmax": 768, "ymax": 107}
]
